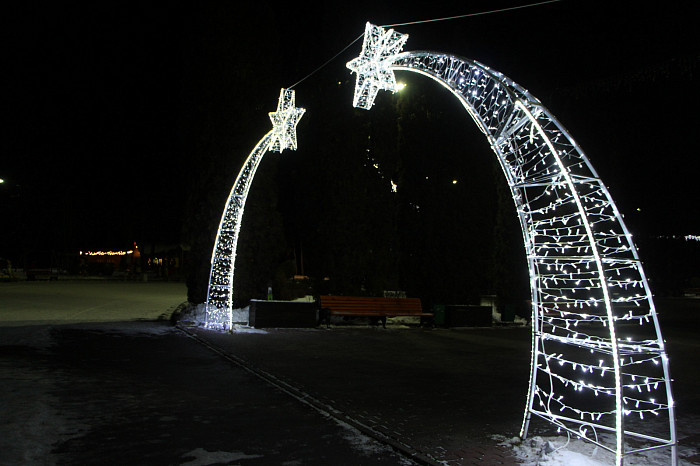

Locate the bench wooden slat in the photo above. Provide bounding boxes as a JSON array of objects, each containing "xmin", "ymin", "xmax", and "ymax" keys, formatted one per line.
[{"xmin": 319, "ymin": 296, "xmax": 433, "ymax": 327}]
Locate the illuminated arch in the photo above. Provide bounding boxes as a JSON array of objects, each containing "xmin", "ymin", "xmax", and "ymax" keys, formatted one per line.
[{"xmin": 347, "ymin": 23, "xmax": 676, "ymax": 466}]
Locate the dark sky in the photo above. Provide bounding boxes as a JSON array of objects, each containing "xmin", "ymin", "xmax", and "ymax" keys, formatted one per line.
[{"xmin": 3, "ymin": 1, "xmax": 699, "ymax": 258}]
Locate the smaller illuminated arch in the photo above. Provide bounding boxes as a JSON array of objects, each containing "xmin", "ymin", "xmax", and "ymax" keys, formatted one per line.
[{"xmin": 205, "ymin": 88, "xmax": 304, "ymax": 329}]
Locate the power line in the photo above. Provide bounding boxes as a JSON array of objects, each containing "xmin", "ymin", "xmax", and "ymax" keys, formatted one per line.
[
  {"xmin": 381, "ymin": 0, "xmax": 562, "ymax": 28},
  {"xmin": 288, "ymin": 33, "xmax": 364, "ymax": 90},
  {"xmin": 288, "ymin": 0, "xmax": 562, "ymax": 89}
]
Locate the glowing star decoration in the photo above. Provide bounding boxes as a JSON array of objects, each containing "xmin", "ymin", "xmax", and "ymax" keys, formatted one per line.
[
  {"xmin": 346, "ymin": 22, "xmax": 409, "ymax": 109},
  {"xmin": 269, "ymin": 88, "xmax": 305, "ymax": 152}
]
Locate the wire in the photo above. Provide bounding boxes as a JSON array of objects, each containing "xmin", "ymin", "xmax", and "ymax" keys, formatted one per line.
[
  {"xmin": 288, "ymin": 33, "xmax": 364, "ymax": 90},
  {"xmin": 288, "ymin": 0, "xmax": 562, "ymax": 89},
  {"xmin": 381, "ymin": 0, "xmax": 562, "ymax": 28}
]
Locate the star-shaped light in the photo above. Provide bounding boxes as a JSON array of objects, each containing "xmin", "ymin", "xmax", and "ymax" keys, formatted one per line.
[
  {"xmin": 346, "ymin": 22, "xmax": 409, "ymax": 110},
  {"xmin": 269, "ymin": 88, "xmax": 305, "ymax": 152}
]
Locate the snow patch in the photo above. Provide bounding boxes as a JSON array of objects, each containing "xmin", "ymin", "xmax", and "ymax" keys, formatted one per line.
[
  {"xmin": 85, "ymin": 321, "xmax": 177, "ymax": 336},
  {"xmin": 179, "ymin": 448, "xmax": 262, "ymax": 465},
  {"xmin": 0, "ymin": 363, "xmax": 87, "ymax": 465},
  {"xmin": 232, "ymin": 324, "xmax": 267, "ymax": 334},
  {"xmin": 0, "ymin": 325, "xmax": 55, "ymax": 349},
  {"xmin": 335, "ymin": 419, "xmax": 413, "ymax": 464},
  {"xmin": 496, "ymin": 435, "xmax": 613, "ymax": 465},
  {"xmin": 495, "ymin": 434, "xmax": 689, "ymax": 465},
  {"xmin": 174, "ymin": 303, "xmax": 250, "ymax": 328}
]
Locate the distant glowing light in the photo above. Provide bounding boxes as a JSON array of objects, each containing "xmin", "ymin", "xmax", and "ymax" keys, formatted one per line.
[
  {"xmin": 396, "ymin": 82, "xmax": 407, "ymax": 91},
  {"xmin": 452, "ymin": 179, "xmax": 458, "ymax": 185},
  {"xmin": 391, "ymin": 180, "xmax": 397, "ymax": 192},
  {"xmin": 81, "ymin": 250, "xmax": 134, "ymax": 256}
]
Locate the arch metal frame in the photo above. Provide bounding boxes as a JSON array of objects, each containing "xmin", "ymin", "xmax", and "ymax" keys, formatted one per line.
[
  {"xmin": 347, "ymin": 22, "xmax": 676, "ymax": 465},
  {"xmin": 379, "ymin": 47, "xmax": 676, "ymax": 466}
]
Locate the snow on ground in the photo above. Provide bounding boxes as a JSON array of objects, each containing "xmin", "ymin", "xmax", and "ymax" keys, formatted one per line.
[
  {"xmin": 0, "ymin": 325, "xmax": 56, "ymax": 349},
  {"xmin": 232, "ymin": 324, "xmax": 268, "ymax": 334},
  {"xmin": 75, "ymin": 320, "xmax": 180, "ymax": 336},
  {"xmin": 0, "ymin": 327, "xmax": 87, "ymax": 465},
  {"xmin": 176, "ymin": 303, "xmax": 252, "ymax": 328},
  {"xmin": 335, "ymin": 420, "xmax": 416, "ymax": 466},
  {"xmin": 498, "ymin": 435, "xmax": 615, "ymax": 465},
  {"xmin": 179, "ymin": 448, "xmax": 263, "ymax": 465},
  {"xmin": 496, "ymin": 433, "xmax": 698, "ymax": 465}
]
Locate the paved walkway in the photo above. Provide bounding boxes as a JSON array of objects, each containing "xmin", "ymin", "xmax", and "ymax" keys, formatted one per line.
[
  {"xmin": 187, "ymin": 324, "xmax": 530, "ymax": 465},
  {"xmin": 1, "ymin": 322, "xmax": 418, "ymax": 465},
  {"xmin": 3, "ymin": 282, "xmax": 697, "ymax": 464}
]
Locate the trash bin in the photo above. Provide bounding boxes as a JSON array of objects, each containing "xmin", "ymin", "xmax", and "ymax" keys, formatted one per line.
[
  {"xmin": 432, "ymin": 304, "xmax": 446, "ymax": 326},
  {"xmin": 445, "ymin": 305, "xmax": 492, "ymax": 327},
  {"xmin": 501, "ymin": 304, "xmax": 515, "ymax": 322}
]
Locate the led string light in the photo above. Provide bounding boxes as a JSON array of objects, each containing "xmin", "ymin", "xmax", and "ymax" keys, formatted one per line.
[
  {"xmin": 540, "ymin": 354, "xmax": 668, "ymax": 391},
  {"xmin": 80, "ymin": 250, "xmax": 134, "ymax": 256},
  {"xmin": 541, "ymin": 310, "xmax": 657, "ymax": 331},
  {"xmin": 345, "ymin": 24, "xmax": 677, "ymax": 465},
  {"xmin": 533, "ymin": 387, "xmax": 667, "ymax": 423}
]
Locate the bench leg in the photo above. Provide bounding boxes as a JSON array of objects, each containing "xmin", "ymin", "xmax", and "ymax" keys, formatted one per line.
[
  {"xmin": 319, "ymin": 308, "xmax": 331, "ymax": 329},
  {"xmin": 381, "ymin": 316, "xmax": 387, "ymax": 329},
  {"xmin": 420, "ymin": 316, "xmax": 434, "ymax": 328}
]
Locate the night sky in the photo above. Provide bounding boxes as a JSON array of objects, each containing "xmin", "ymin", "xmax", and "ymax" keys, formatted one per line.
[{"xmin": 3, "ymin": 1, "xmax": 699, "ymax": 261}]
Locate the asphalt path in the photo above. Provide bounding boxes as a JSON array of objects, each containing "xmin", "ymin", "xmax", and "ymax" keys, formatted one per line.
[
  {"xmin": 0, "ymin": 280, "xmax": 187, "ymax": 326},
  {"xmin": 1, "ymin": 281, "xmax": 698, "ymax": 465},
  {"xmin": 0, "ymin": 281, "xmax": 415, "ymax": 465}
]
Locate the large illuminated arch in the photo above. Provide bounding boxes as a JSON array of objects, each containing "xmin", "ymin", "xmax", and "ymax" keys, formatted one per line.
[
  {"xmin": 205, "ymin": 88, "xmax": 304, "ymax": 329},
  {"xmin": 347, "ymin": 22, "xmax": 676, "ymax": 466}
]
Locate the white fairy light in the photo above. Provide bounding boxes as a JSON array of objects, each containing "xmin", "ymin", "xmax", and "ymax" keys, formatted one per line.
[
  {"xmin": 347, "ymin": 23, "xmax": 677, "ymax": 465},
  {"xmin": 346, "ymin": 22, "xmax": 409, "ymax": 109},
  {"xmin": 205, "ymin": 89, "xmax": 304, "ymax": 329}
]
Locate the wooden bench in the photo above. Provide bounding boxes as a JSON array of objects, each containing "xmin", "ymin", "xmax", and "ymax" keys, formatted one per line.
[{"xmin": 319, "ymin": 295, "xmax": 433, "ymax": 328}]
